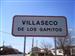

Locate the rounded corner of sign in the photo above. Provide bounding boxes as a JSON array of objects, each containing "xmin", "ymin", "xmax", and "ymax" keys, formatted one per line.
[
  {"xmin": 62, "ymin": 33, "xmax": 68, "ymax": 37},
  {"xmin": 12, "ymin": 32, "xmax": 16, "ymax": 37},
  {"xmin": 62, "ymin": 16, "xmax": 67, "ymax": 18},
  {"xmin": 59, "ymin": 16, "xmax": 67, "ymax": 20},
  {"xmin": 13, "ymin": 15, "xmax": 18, "ymax": 19},
  {"xmin": 62, "ymin": 16, "xmax": 67, "ymax": 21}
]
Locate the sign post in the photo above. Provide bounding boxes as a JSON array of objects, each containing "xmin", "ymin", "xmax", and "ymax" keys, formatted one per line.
[
  {"xmin": 54, "ymin": 37, "xmax": 57, "ymax": 56},
  {"xmin": 12, "ymin": 15, "xmax": 68, "ymax": 56},
  {"xmin": 23, "ymin": 37, "xmax": 26, "ymax": 56}
]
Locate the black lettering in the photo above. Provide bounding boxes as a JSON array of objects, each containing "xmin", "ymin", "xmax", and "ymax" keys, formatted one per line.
[
  {"xmin": 49, "ymin": 21, "xmax": 53, "ymax": 25},
  {"xmin": 18, "ymin": 27, "xmax": 24, "ymax": 31},
  {"xmin": 36, "ymin": 21, "xmax": 40, "ymax": 25},
  {"xmin": 59, "ymin": 28, "xmax": 62, "ymax": 32},
  {"xmin": 27, "ymin": 27, "xmax": 37, "ymax": 31},
  {"xmin": 32, "ymin": 21, "xmax": 35, "ymax": 25},
  {"xmin": 39, "ymin": 28, "xmax": 42, "ymax": 31},
  {"xmin": 45, "ymin": 21, "xmax": 48, "ymax": 25},
  {"xmin": 28, "ymin": 21, "xmax": 31, "ymax": 25},
  {"xmin": 39, "ymin": 27, "xmax": 62, "ymax": 32},
  {"xmin": 22, "ymin": 20, "xmax": 26, "ymax": 25},
  {"xmin": 22, "ymin": 20, "xmax": 58, "ymax": 26},
  {"xmin": 41, "ymin": 20, "xmax": 44, "ymax": 25},
  {"xmin": 54, "ymin": 21, "xmax": 58, "ymax": 25},
  {"xmin": 55, "ymin": 28, "xmax": 59, "ymax": 32}
]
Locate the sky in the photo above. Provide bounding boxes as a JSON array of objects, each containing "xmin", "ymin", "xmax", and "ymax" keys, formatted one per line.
[{"xmin": 0, "ymin": 0, "xmax": 75, "ymax": 53}]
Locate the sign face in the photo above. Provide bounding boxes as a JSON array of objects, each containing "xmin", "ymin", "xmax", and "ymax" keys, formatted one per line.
[{"xmin": 12, "ymin": 15, "xmax": 68, "ymax": 37}]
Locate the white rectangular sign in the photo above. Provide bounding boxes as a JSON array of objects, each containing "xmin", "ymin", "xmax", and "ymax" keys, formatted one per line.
[{"xmin": 12, "ymin": 15, "xmax": 68, "ymax": 37}]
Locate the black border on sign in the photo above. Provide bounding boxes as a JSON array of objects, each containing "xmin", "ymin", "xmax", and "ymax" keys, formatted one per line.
[{"xmin": 12, "ymin": 15, "xmax": 68, "ymax": 37}]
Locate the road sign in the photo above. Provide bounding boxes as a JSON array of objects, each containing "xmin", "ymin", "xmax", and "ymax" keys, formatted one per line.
[{"xmin": 12, "ymin": 15, "xmax": 68, "ymax": 37}]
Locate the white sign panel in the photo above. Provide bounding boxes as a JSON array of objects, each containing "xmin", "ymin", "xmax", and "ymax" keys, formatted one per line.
[{"xmin": 12, "ymin": 15, "xmax": 68, "ymax": 37}]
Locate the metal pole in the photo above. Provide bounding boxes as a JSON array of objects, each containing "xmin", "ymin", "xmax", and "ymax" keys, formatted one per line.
[
  {"xmin": 23, "ymin": 37, "xmax": 26, "ymax": 56},
  {"xmin": 54, "ymin": 37, "xmax": 57, "ymax": 56},
  {"xmin": 32, "ymin": 37, "xmax": 34, "ymax": 53},
  {"xmin": 32, "ymin": 37, "xmax": 34, "ymax": 49}
]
